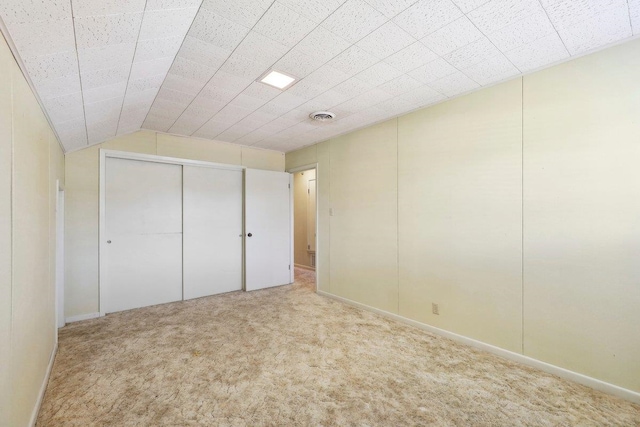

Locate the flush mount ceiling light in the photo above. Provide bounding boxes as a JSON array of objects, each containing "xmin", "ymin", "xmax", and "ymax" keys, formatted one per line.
[{"xmin": 258, "ymin": 69, "xmax": 296, "ymax": 90}]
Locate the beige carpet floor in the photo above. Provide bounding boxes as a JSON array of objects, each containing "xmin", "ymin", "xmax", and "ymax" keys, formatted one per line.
[{"xmin": 38, "ymin": 269, "xmax": 639, "ymax": 426}]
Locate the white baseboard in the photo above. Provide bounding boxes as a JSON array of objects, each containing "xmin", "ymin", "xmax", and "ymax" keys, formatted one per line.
[
  {"xmin": 317, "ymin": 290, "xmax": 640, "ymax": 405},
  {"xmin": 65, "ymin": 312, "xmax": 100, "ymax": 323},
  {"xmin": 29, "ymin": 342, "xmax": 57, "ymax": 427},
  {"xmin": 294, "ymin": 263, "xmax": 315, "ymax": 271}
]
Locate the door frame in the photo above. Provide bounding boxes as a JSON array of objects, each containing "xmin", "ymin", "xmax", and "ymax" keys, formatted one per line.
[
  {"xmin": 98, "ymin": 149, "xmax": 245, "ymax": 316},
  {"xmin": 287, "ymin": 163, "xmax": 319, "ymax": 291}
]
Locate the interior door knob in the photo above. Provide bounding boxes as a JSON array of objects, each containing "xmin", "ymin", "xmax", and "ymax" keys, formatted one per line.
[
  {"xmin": 247, "ymin": 233, "xmax": 252, "ymax": 237},
  {"xmin": 107, "ymin": 240, "xmax": 112, "ymax": 244}
]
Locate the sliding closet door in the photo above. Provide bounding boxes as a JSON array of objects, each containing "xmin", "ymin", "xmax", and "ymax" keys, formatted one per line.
[
  {"xmin": 104, "ymin": 158, "xmax": 183, "ymax": 313},
  {"xmin": 183, "ymin": 166, "xmax": 243, "ymax": 300},
  {"xmin": 245, "ymin": 169, "xmax": 292, "ymax": 291}
]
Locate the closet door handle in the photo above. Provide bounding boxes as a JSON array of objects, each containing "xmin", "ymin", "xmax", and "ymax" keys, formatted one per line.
[{"xmin": 247, "ymin": 233, "xmax": 253, "ymax": 237}]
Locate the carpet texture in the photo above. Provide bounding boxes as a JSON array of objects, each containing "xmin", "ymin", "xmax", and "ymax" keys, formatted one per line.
[{"xmin": 38, "ymin": 269, "xmax": 640, "ymax": 426}]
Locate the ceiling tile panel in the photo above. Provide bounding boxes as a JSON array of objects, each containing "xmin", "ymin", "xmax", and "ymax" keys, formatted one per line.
[
  {"xmin": 327, "ymin": 45, "xmax": 379, "ymax": 77},
  {"xmin": 123, "ymin": 88, "xmax": 159, "ymax": 108},
  {"xmin": 383, "ymin": 42, "xmax": 438, "ymax": 73},
  {"xmin": 304, "ymin": 66, "xmax": 352, "ymax": 90},
  {"xmin": 354, "ymin": 62, "xmax": 403, "ymax": 86},
  {"xmin": 81, "ymin": 64, "xmax": 130, "ymax": 90},
  {"xmin": 178, "ymin": 36, "xmax": 231, "ymax": 68},
  {"xmin": 44, "ymin": 92, "xmax": 85, "ymax": 122},
  {"xmin": 87, "ymin": 118, "xmax": 118, "ymax": 144},
  {"xmin": 23, "ymin": 51, "xmax": 78, "ymax": 82},
  {"xmin": 78, "ymin": 43, "xmax": 137, "ymax": 73},
  {"xmin": 278, "ymin": 0, "xmax": 347, "ymax": 23},
  {"xmin": 33, "ymin": 74, "xmax": 82, "ymax": 99},
  {"xmin": 156, "ymin": 87, "xmax": 194, "ymax": 106},
  {"xmin": 393, "ymin": 0, "xmax": 462, "ymax": 39},
  {"xmin": 273, "ymin": 48, "xmax": 328, "ymax": 78},
  {"xmin": 127, "ymin": 74, "xmax": 166, "ymax": 94},
  {"xmin": 252, "ymin": 2, "xmax": 317, "ymax": 47},
  {"xmin": 129, "ymin": 57, "xmax": 174, "ymax": 81},
  {"xmin": 233, "ymin": 31, "xmax": 290, "ymax": 66},
  {"xmin": 286, "ymin": 80, "xmax": 327, "ymax": 99},
  {"xmin": 138, "ymin": 7, "xmax": 198, "ymax": 40},
  {"xmin": 72, "ymin": 0, "xmax": 146, "ymax": 17},
  {"xmin": 356, "ymin": 22, "xmax": 415, "ymax": 59},
  {"xmin": 74, "ymin": 13, "xmax": 143, "ymax": 49},
  {"xmin": 443, "ymin": 37, "xmax": 501, "ymax": 69},
  {"xmin": 332, "ymin": 77, "xmax": 373, "ymax": 98},
  {"xmin": 135, "ymin": 36, "xmax": 185, "ymax": 63},
  {"xmin": 201, "ymin": 0, "xmax": 272, "ymax": 28},
  {"xmin": 235, "ymin": 129, "xmax": 274, "ymax": 145},
  {"xmin": 189, "ymin": 8, "xmax": 251, "ymax": 50},
  {"xmin": 296, "ymin": 26, "xmax": 352, "ymax": 62},
  {"xmin": 229, "ymin": 94, "xmax": 269, "ymax": 111},
  {"xmin": 162, "ymin": 73, "xmax": 207, "ymax": 95},
  {"xmin": 503, "ymin": 32, "xmax": 569, "ymax": 72},
  {"xmin": 450, "ymin": 0, "xmax": 490, "ymax": 13},
  {"xmin": 483, "ymin": 8, "xmax": 556, "ymax": 52},
  {"xmin": 461, "ymin": 53, "xmax": 519, "ymax": 85},
  {"xmin": 408, "ymin": 58, "xmax": 457, "ymax": 84},
  {"xmin": 363, "ymin": 0, "xmax": 417, "ymax": 18},
  {"xmin": 84, "ymin": 96, "xmax": 123, "ymax": 125},
  {"xmin": 241, "ymin": 82, "xmax": 283, "ymax": 102},
  {"xmin": 218, "ymin": 54, "xmax": 269, "ymax": 80},
  {"xmin": 427, "ymin": 71, "xmax": 478, "ymax": 97},
  {"xmin": 378, "ymin": 74, "xmax": 423, "ymax": 96},
  {"xmin": 7, "ymin": 19, "xmax": 75, "ymax": 57},
  {"xmin": 170, "ymin": 56, "xmax": 217, "ymax": 83},
  {"xmin": 468, "ymin": 0, "xmax": 540, "ymax": 34},
  {"xmin": 83, "ymin": 81, "xmax": 127, "ymax": 104},
  {"xmin": 146, "ymin": 0, "xmax": 203, "ymax": 10},
  {"xmin": 541, "ymin": 1, "xmax": 632, "ymax": 54},
  {"xmin": 0, "ymin": 0, "xmax": 70, "ymax": 24},
  {"xmin": 421, "ymin": 16, "xmax": 483, "ymax": 56},
  {"xmin": 321, "ymin": 0, "xmax": 387, "ymax": 44}
]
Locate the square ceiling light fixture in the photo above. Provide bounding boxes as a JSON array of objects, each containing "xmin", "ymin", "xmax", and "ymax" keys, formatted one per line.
[{"xmin": 258, "ymin": 69, "xmax": 297, "ymax": 90}]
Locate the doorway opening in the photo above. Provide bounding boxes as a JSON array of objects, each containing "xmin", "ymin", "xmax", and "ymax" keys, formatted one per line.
[{"xmin": 291, "ymin": 166, "xmax": 317, "ymax": 291}]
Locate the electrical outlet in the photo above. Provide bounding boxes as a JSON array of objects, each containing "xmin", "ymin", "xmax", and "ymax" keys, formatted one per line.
[{"xmin": 432, "ymin": 303, "xmax": 439, "ymax": 315}]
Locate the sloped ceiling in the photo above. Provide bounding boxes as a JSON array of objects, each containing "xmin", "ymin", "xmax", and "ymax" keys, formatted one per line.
[{"xmin": 1, "ymin": 0, "xmax": 638, "ymax": 153}]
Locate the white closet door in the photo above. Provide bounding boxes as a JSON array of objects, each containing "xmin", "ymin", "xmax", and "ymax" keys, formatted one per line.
[
  {"xmin": 104, "ymin": 158, "xmax": 183, "ymax": 313},
  {"xmin": 183, "ymin": 166, "xmax": 243, "ymax": 300},
  {"xmin": 245, "ymin": 169, "xmax": 292, "ymax": 291}
]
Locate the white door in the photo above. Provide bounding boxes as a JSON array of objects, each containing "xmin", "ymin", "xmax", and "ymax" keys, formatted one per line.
[
  {"xmin": 183, "ymin": 166, "xmax": 243, "ymax": 299},
  {"xmin": 104, "ymin": 158, "xmax": 183, "ymax": 313},
  {"xmin": 245, "ymin": 169, "xmax": 292, "ymax": 291}
]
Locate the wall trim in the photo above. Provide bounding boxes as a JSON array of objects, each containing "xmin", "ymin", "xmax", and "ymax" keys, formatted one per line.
[
  {"xmin": 294, "ymin": 263, "xmax": 315, "ymax": 271},
  {"xmin": 28, "ymin": 342, "xmax": 57, "ymax": 427},
  {"xmin": 317, "ymin": 290, "xmax": 640, "ymax": 405},
  {"xmin": 65, "ymin": 312, "xmax": 100, "ymax": 323}
]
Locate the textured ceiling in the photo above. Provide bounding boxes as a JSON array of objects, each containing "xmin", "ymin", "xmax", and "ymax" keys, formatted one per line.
[{"xmin": 1, "ymin": 0, "xmax": 639, "ymax": 153}]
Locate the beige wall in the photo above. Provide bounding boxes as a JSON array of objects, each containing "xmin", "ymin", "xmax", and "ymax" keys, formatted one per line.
[
  {"xmin": 293, "ymin": 169, "xmax": 316, "ymax": 268},
  {"xmin": 286, "ymin": 38, "xmax": 640, "ymax": 393},
  {"xmin": 0, "ymin": 33, "xmax": 65, "ymax": 427},
  {"xmin": 65, "ymin": 131, "xmax": 285, "ymax": 318}
]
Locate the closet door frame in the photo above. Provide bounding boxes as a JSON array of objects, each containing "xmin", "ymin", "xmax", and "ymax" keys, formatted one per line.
[{"xmin": 98, "ymin": 149, "xmax": 245, "ymax": 317}]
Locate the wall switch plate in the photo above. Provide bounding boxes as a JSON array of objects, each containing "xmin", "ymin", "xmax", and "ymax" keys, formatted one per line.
[{"xmin": 432, "ymin": 303, "xmax": 439, "ymax": 315}]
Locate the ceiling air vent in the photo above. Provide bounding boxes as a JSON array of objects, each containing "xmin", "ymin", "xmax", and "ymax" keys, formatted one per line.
[{"xmin": 309, "ymin": 111, "xmax": 336, "ymax": 122}]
